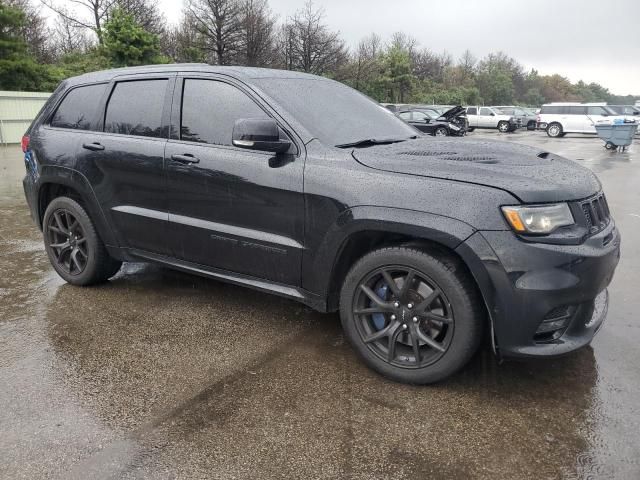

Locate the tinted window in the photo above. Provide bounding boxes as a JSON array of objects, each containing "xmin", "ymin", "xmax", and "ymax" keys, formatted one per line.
[
  {"xmin": 479, "ymin": 107, "xmax": 492, "ymax": 116},
  {"xmin": 104, "ymin": 80, "xmax": 167, "ymax": 138},
  {"xmin": 412, "ymin": 111, "xmax": 429, "ymax": 121},
  {"xmin": 587, "ymin": 106, "xmax": 606, "ymax": 115},
  {"xmin": 466, "ymin": 107, "xmax": 477, "ymax": 115},
  {"xmin": 253, "ymin": 78, "xmax": 417, "ymax": 147},
  {"xmin": 399, "ymin": 112, "xmax": 412, "ymax": 121},
  {"xmin": 181, "ymin": 79, "xmax": 268, "ymax": 145},
  {"xmin": 567, "ymin": 106, "xmax": 586, "ymax": 115},
  {"xmin": 541, "ymin": 105, "xmax": 562, "ymax": 114},
  {"xmin": 50, "ymin": 83, "xmax": 106, "ymax": 131},
  {"xmin": 500, "ymin": 107, "xmax": 515, "ymax": 115}
]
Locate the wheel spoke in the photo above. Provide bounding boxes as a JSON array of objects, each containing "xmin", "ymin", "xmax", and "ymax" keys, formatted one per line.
[
  {"xmin": 410, "ymin": 325, "xmax": 421, "ymax": 364},
  {"xmin": 67, "ymin": 219, "xmax": 78, "ymax": 232},
  {"xmin": 387, "ymin": 324, "xmax": 404, "ymax": 362},
  {"xmin": 354, "ymin": 307, "xmax": 387, "ymax": 315},
  {"xmin": 360, "ymin": 285, "xmax": 393, "ymax": 311},
  {"xmin": 48, "ymin": 225, "xmax": 64, "ymax": 235},
  {"xmin": 415, "ymin": 288, "xmax": 441, "ymax": 313},
  {"xmin": 50, "ymin": 241, "xmax": 71, "ymax": 250},
  {"xmin": 71, "ymin": 248, "xmax": 83, "ymax": 272},
  {"xmin": 380, "ymin": 269, "xmax": 401, "ymax": 297},
  {"xmin": 398, "ymin": 270, "xmax": 415, "ymax": 299},
  {"xmin": 53, "ymin": 212, "xmax": 67, "ymax": 234},
  {"xmin": 416, "ymin": 329, "xmax": 446, "ymax": 352},
  {"xmin": 363, "ymin": 321, "xmax": 398, "ymax": 344},
  {"xmin": 425, "ymin": 312, "xmax": 453, "ymax": 324}
]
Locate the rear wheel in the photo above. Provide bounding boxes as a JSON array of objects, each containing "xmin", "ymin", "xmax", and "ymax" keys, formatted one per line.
[
  {"xmin": 467, "ymin": 127, "xmax": 475, "ymax": 132},
  {"xmin": 339, "ymin": 247, "xmax": 484, "ymax": 384},
  {"xmin": 498, "ymin": 121, "xmax": 510, "ymax": 133},
  {"xmin": 546, "ymin": 122, "xmax": 563, "ymax": 138},
  {"xmin": 43, "ymin": 197, "xmax": 121, "ymax": 286},
  {"xmin": 434, "ymin": 127, "xmax": 448, "ymax": 137}
]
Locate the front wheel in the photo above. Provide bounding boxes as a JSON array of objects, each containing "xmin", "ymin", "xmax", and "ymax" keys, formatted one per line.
[
  {"xmin": 434, "ymin": 127, "xmax": 448, "ymax": 137},
  {"xmin": 546, "ymin": 122, "xmax": 563, "ymax": 138},
  {"xmin": 497, "ymin": 121, "xmax": 510, "ymax": 133},
  {"xmin": 43, "ymin": 197, "xmax": 122, "ymax": 286},
  {"xmin": 339, "ymin": 247, "xmax": 484, "ymax": 384}
]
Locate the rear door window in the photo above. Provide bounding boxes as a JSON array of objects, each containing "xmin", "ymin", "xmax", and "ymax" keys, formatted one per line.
[
  {"xmin": 104, "ymin": 80, "xmax": 168, "ymax": 138},
  {"xmin": 568, "ymin": 106, "xmax": 587, "ymax": 115},
  {"xmin": 180, "ymin": 79, "xmax": 269, "ymax": 146},
  {"xmin": 587, "ymin": 106, "xmax": 606, "ymax": 115},
  {"xmin": 50, "ymin": 83, "xmax": 106, "ymax": 131}
]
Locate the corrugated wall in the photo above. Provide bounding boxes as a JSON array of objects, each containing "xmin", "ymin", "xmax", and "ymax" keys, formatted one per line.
[{"xmin": 0, "ymin": 91, "xmax": 51, "ymax": 144}]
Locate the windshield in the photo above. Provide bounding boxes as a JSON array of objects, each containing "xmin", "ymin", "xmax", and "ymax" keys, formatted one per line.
[{"xmin": 254, "ymin": 78, "xmax": 417, "ymax": 146}]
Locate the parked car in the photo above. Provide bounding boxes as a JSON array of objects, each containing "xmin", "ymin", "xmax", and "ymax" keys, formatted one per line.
[
  {"xmin": 494, "ymin": 106, "xmax": 537, "ymax": 130},
  {"xmin": 607, "ymin": 105, "xmax": 640, "ymax": 121},
  {"xmin": 465, "ymin": 106, "xmax": 519, "ymax": 132},
  {"xmin": 22, "ymin": 65, "xmax": 621, "ymax": 384},
  {"xmin": 398, "ymin": 106, "xmax": 467, "ymax": 136},
  {"xmin": 537, "ymin": 103, "xmax": 626, "ymax": 137}
]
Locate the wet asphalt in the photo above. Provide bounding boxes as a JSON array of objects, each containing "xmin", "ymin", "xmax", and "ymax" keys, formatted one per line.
[{"xmin": 1, "ymin": 130, "xmax": 639, "ymax": 479}]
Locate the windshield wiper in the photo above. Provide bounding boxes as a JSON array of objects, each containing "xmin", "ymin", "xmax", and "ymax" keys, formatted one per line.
[{"xmin": 335, "ymin": 136, "xmax": 417, "ymax": 149}]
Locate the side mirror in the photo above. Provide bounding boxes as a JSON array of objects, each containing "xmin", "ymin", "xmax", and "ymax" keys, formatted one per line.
[
  {"xmin": 489, "ymin": 112, "xmax": 495, "ymax": 116},
  {"xmin": 425, "ymin": 118, "xmax": 431, "ymax": 124},
  {"xmin": 232, "ymin": 118, "xmax": 291, "ymax": 154},
  {"xmin": 601, "ymin": 112, "xmax": 608, "ymax": 117}
]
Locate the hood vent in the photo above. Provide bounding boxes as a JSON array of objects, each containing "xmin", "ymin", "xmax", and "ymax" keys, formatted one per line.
[
  {"xmin": 441, "ymin": 156, "xmax": 497, "ymax": 163},
  {"xmin": 400, "ymin": 151, "xmax": 457, "ymax": 156}
]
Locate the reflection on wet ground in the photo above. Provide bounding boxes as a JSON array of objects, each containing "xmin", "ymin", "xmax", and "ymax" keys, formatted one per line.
[{"xmin": 1, "ymin": 134, "xmax": 639, "ymax": 479}]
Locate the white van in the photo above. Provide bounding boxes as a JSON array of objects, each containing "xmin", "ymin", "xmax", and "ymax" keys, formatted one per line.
[{"xmin": 537, "ymin": 103, "xmax": 625, "ymax": 137}]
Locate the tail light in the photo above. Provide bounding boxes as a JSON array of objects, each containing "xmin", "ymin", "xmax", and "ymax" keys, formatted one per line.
[{"xmin": 21, "ymin": 135, "xmax": 30, "ymax": 153}]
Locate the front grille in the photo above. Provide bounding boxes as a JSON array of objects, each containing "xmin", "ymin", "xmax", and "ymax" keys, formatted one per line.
[{"xmin": 580, "ymin": 193, "xmax": 611, "ymax": 234}]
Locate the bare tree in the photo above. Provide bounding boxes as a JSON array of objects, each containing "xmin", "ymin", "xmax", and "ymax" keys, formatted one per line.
[
  {"xmin": 350, "ymin": 33, "xmax": 382, "ymax": 90},
  {"xmin": 238, "ymin": 0, "xmax": 277, "ymax": 67},
  {"xmin": 40, "ymin": 0, "xmax": 117, "ymax": 44},
  {"xmin": 279, "ymin": 1, "xmax": 346, "ymax": 74},
  {"xmin": 187, "ymin": 0, "xmax": 241, "ymax": 65},
  {"xmin": 7, "ymin": 0, "xmax": 54, "ymax": 62},
  {"xmin": 161, "ymin": 14, "xmax": 207, "ymax": 63},
  {"xmin": 51, "ymin": 8, "xmax": 93, "ymax": 56}
]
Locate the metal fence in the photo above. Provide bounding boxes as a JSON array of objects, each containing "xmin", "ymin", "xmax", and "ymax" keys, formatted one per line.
[{"xmin": 0, "ymin": 91, "xmax": 51, "ymax": 145}]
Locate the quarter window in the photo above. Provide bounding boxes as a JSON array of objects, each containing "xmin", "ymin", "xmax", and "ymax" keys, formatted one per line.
[
  {"xmin": 181, "ymin": 79, "xmax": 268, "ymax": 146},
  {"xmin": 104, "ymin": 80, "xmax": 168, "ymax": 138},
  {"xmin": 50, "ymin": 83, "xmax": 106, "ymax": 131}
]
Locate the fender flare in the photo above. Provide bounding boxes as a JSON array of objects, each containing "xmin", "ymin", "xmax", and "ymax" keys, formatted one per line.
[
  {"xmin": 302, "ymin": 205, "xmax": 476, "ymax": 299},
  {"xmin": 36, "ymin": 165, "xmax": 118, "ymax": 247}
]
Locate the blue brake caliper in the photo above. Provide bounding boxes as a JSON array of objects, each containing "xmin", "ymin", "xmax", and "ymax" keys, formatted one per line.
[{"xmin": 371, "ymin": 282, "xmax": 389, "ymax": 330}]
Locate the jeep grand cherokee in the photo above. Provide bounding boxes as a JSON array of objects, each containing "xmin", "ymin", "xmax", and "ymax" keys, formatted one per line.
[{"xmin": 22, "ymin": 65, "xmax": 621, "ymax": 384}]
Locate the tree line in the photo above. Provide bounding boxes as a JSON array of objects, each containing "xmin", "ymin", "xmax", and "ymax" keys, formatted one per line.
[{"xmin": 1, "ymin": 0, "xmax": 637, "ymax": 106}]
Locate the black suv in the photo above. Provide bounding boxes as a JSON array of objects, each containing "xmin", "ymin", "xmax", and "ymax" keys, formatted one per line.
[{"xmin": 23, "ymin": 65, "xmax": 621, "ymax": 384}]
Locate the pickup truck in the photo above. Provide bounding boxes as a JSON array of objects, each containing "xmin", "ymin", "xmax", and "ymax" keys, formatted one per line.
[{"xmin": 465, "ymin": 106, "xmax": 519, "ymax": 132}]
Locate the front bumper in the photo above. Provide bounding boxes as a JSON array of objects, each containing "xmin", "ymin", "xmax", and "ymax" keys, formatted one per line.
[{"xmin": 461, "ymin": 221, "xmax": 620, "ymax": 358}]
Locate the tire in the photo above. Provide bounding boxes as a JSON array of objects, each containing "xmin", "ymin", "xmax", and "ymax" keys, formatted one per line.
[
  {"xmin": 339, "ymin": 247, "xmax": 484, "ymax": 384},
  {"xmin": 527, "ymin": 120, "xmax": 536, "ymax": 131},
  {"xmin": 434, "ymin": 127, "xmax": 448, "ymax": 137},
  {"xmin": 43, "ymin": 196, "xmax": 122, "ymax": 286},
  {"xmin": 467, "ymin": 127, "xmax": 475, "ymax": 132},
  {"xmin": 497, "ymin": 121, "xmax": 510, "ymax": 133},
  {"xmin": 546, "ymin": 122, "xmax": 563, "ymax": 138}
]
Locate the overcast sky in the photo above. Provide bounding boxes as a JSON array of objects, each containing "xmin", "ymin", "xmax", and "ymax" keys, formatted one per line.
[{"xmin": 162, "ymin": 0, "xmax": 639, "ymax": 95}]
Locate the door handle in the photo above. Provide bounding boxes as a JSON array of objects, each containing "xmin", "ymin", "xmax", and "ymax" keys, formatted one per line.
[
  {"xmin": 82, "ymin": 142, "xmax": 104, "ymax": 151},
  {"xmin": 171, "ymin": 153, "xmax": 200, "ymax": 164}
]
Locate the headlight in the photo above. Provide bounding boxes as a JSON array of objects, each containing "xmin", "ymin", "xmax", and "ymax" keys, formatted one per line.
[
  {"xmin": 501, "ymin": 203, "xmax": 574, "ymax": 234},
  {"xmin": 448, "ymin": 123, "xmax": 461, "ymax": 130}
]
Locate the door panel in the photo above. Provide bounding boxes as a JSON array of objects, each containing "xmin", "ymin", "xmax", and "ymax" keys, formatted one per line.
[{"xmin": 165, "ymin": 77, "xmax": 304, "ymax": 285}]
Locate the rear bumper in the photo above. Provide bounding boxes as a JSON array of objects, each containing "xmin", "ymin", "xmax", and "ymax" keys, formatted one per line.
[{"xmin": 460, "ymin": 222, "xmax": 620, "ymax": 358}]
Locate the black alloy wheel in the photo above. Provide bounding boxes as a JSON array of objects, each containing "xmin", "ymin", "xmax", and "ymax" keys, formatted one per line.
[
  {"xmin": 43, "ymin": 196, "xmax": 122, "ymax": 285},
  {"xmin": 340, "ymin": 247, "xmax": 484, "ymax": 384},
  {"xmin": 47, "ymin": 209, "xmax": 88, "ymax": 275},
  {"xmin": 353, "ymin": 266, "xmax": 454, "ymax": 368}
]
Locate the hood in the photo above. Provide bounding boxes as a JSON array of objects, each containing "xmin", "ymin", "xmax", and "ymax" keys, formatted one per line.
[
  {"xmin": 352, "ymin": 137, "xmax": 601, "ymax": 203},
  {"xmin": 437, "ymin": 106, "xmax": 466, "ymax": 121}
]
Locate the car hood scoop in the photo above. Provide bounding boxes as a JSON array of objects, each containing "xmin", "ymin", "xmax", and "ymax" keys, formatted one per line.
[{"xmin": 352, "ymin": 137, "xmax": 601, "ymax": 203}]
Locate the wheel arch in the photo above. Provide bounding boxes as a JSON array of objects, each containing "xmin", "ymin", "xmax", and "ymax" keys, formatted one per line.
[
  {"xmin": 37, "ymin": 166, "xmax": 118, "ymax": 247},
  {"xmin": 309, "ymin": 206, "xmax": 478, "ymax": 310}
]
